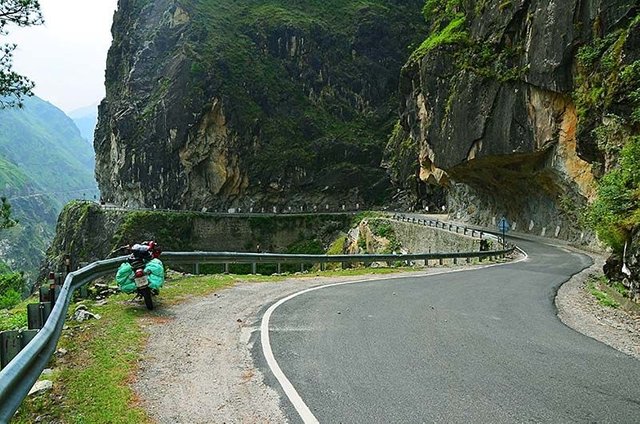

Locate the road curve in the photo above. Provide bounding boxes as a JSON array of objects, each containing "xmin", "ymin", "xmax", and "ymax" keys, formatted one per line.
[{"xmin": 261, "ymin": 236, "xmax": 640, "ymax": 423}]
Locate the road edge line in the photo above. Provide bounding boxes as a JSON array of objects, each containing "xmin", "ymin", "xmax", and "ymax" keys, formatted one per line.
[{"xmin": 259, "ymin": 248, "xmax": 529, "ymax": 423}]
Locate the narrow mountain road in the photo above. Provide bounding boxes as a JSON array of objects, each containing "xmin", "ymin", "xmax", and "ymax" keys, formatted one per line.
[{"xmin": 262, "ymin": 237, "xmax": 640, "ymax": 423}]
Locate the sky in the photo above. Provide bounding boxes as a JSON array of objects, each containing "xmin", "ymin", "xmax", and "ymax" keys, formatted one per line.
[{"xmin": 4, "ymin": 0, "xmax": 119, "ymax": 114}]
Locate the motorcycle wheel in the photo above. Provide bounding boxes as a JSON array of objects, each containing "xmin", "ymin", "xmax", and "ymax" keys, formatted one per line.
[{"xmin": 140, "ymin": 287, "xmax": 154, "ymax": 310}]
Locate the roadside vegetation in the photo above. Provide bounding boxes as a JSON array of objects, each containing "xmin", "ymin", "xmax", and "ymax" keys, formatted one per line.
[
  {"xmin": 11, "ymin": 266, "xmax": 419, "ymax": 422},
  {"xmin": 587, "ymin": 279, "xmax": 620, "ymax": 309},
  {"xmin": 585, "ymin": 136, "xmax": 640, "ymax": 251},
  {"xmin": 585, "ymin": 274, "xmax": 640, "ymax": 311},
  {"xmin": 575, "ymin": 11, "xmax": 640, "ymax": 253},
  {"xmin": 0, "ymin": 264, "xmax": 26, "ymax": 310}
]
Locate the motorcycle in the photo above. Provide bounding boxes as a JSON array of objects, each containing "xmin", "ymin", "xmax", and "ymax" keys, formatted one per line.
[{"xmin": 114, "ymin": 241, "xmax": 164, "ymax": 310}]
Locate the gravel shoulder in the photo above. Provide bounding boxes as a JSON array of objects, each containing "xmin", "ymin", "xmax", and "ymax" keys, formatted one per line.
[
  {"xmin": 556, "ymin": 252, "xmax": 640, "ymax": 360},
  {"xmin": 134, "ymin": 251, "xmax": 640, "ymax": 423}
]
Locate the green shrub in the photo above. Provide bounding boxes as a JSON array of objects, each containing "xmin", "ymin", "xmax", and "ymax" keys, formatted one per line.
[
  {"xmin": 0, "ymin": 289, "xmax": 21, "ymax": 310},
  {"xmin": 368, "ymin": 219, "xmax": 393, "ymax": 238},
  {"xmin": 410, "ymin": 14, "xmax": 468, "ymax": 63},
  {"xmin": 0, "ymin": 271, "xmax": 25, "ymax": 309},
  {"xmin": 586, "ymin": 136, "xmax": 640, "ymax": 251},
  {"xmin": 0, "ymin": 309, "xmax": 27, "ymax": 331}
]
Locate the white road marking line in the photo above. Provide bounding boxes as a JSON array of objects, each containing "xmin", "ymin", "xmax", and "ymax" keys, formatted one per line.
[{"xmin": 260, "ymin": 248, "xmax": 529, "ymax": 423}]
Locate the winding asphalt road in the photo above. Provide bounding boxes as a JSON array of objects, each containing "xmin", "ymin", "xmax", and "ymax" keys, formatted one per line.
[{"xmin": 261, "ymin": 236, "xmax": 640, "ymax": 423}]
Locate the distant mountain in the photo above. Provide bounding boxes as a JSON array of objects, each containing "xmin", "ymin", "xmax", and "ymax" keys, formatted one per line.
[
  {"xmin": 69, "ymin": 103, "xmax": 99, "ymax": 144},
  {"xmin": 0, "ymin": 156, "xmax": 58, "ymax": 277},
  {"xmin": 0, "ymin": 96, "xmax": 98, "ymax": 283}
]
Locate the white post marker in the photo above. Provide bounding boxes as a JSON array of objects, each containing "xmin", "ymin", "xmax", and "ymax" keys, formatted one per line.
[{"xmin": 622, "ymin": 241, "xmax": 632, "ymax": 277}]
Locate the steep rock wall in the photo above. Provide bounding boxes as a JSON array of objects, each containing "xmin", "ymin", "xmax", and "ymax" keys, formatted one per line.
[
  {"xmin": 385, "ymin": 0, "xmax": 639, "ymax": 243},
  {"xmin": 95, "ymin": 0, "xmax": 427, "ymax": 210}
]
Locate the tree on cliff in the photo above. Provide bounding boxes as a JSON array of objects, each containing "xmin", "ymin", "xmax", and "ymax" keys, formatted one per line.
[
  {"xmin": 1, "ymin": 196, "xmax": 17, "ymax": 229},
  {"xmin": 0, "ymin": 0, "xmax": 43, "ymax": 108}
]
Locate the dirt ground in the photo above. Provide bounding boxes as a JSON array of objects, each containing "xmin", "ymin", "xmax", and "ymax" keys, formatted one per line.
[{"xmin": 556, "ymin": 254, "xmax": 640, "ymax": 359}]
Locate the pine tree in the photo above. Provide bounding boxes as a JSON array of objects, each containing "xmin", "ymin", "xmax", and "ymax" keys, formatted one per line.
[{"xmin": 0, "ymin": 0, "xmax": 43, "ymax": 108}]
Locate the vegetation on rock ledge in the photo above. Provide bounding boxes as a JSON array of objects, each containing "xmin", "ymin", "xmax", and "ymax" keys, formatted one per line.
[
  {"xmin": 577, "ymin": 11, "xmax": 640, "ymax": 251},
  {"xmin": 586, "ymin": 136, "xmax": 640, "ymax": 251}
]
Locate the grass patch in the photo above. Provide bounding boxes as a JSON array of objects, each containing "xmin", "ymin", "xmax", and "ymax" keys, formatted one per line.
[
  {"xmin": 0, "ymin": 295, "xmax": 34, "ymax": 331},
  {"xmin": 409, "ymin": 14, "xmax": 468, "ymax": 63},
  {"xmin": 326, "ymin": 234, "xmax": 347, "ymax": 255},
  {"xmin": 12, "ymin": 294, "xmax": 152, "ymax": 423},
  {"xmin": 610, "ymin": 280, "xmax": 630, "ymax": 298},
  {"xmin": 12, "ymin": 273, "xmax": 236, "ymax": 423},
  {"xmin": 587, "ymin": 281, "xmax": 620, "ymax": 309}
]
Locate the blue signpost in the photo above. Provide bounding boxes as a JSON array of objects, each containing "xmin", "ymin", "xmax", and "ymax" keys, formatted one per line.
[{"xmin": 498, "ymin": 217, "xmax": 510, "ymax": 249}]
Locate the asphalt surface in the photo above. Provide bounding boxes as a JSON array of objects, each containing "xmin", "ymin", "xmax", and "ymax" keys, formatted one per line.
[{"xmin": 263, "ymin": 237, "xmax": 640, "ymax": 423}]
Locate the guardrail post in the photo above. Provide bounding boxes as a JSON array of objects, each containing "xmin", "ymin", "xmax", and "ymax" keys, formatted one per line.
[
  {"xmin": 21, "ymin": 330, "xmax": 38, "ymax": 347},
  {"xmin": 0, "ymin": 330, "xmax": 36, "ymax": 370},
  {"xmin": 0, "ymin": 331, "xmax": 20, "ymax": 369},
  {"xmin": 224, "ymin": 263, "xmax": 230, "ymax": 274},
  {"xmin": 277, "ymin": 263, "xmax": 282, "ymax": 274},
  {"xmin": 300, "ymin": 263, "xmax": 304, "ymax": 273},
  {"xmin": 439, "ymin": 258, "xmax": 443, "ymax": 266},
  {"xmin": 194, "ymin": 263, "xmax": 200, "ymax": 275},
  {"xmin": 27, "ymin": 302, "xmax": 52, "ymax": 330},
  {"xmin": 320, "ymin": 263, "xmax": 326, "ymax": 271},
  {"xmin": 78, "ymin": 284, "xmax": 89, "ymax": 299}
]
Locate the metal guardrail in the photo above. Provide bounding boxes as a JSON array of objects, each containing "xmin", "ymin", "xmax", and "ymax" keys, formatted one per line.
[
  {"xmin": 391, "ymin": 214, "xmax": 490, "ymax": 239},
  {"xmin": 0, "ymin": 221, "xmax": 514, "ymax": 421},
  {"xmin": 0, "ymin": 256, "xmax": 125, "ymax": 422}
]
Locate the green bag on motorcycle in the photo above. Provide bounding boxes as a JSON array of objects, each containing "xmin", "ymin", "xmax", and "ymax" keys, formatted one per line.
[
  {"xmin": 115, "ymin": 262, "xmax": 137, "ymax": 294},
  {"xmin": 145, "ymin": 258, "xmax": 165, "ymax": 290}
]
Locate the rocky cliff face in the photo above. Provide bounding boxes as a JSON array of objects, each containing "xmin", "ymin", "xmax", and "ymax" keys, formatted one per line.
[
  {"xmin": 95, "ymin": 0, "xmax": 426, "ymax": 210},
  {"xmin": 385, "ymin": 0, "xmax": 639, "ymax": 242}
]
